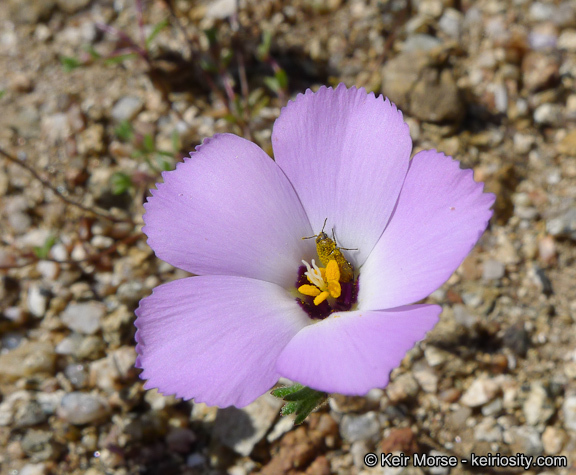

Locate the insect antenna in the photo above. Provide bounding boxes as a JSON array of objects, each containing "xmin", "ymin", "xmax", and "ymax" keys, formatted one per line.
[
  {"xmin": 331, "ymin": 225, "xmax": 358, "ymax": 251},
  {"xmin": 302, "ymin": 218, "xmax": 328, "ymax": 240}
]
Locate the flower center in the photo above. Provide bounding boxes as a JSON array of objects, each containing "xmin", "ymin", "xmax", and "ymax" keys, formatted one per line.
[
  {"xmin": 295, "ymin": 259, "xmax": 358, "ymax": 320},
  {"xmin": 298, "ymin": 259, "xmax": 342, "ymax": 305}
]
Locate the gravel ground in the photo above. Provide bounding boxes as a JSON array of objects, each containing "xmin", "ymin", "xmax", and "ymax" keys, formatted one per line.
[{"xmin": 1, "ymin": 0, "xmax": 576, "ymax": 474}]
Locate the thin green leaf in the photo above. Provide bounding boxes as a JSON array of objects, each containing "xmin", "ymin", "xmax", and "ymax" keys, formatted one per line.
[
  {"xmin": 280, "ymin": 402, "xmax": 298, "ymax": 416},
  {"xmin": 104, "ymin": 53, "xmax": 139, "ymax": 65},
  {"xmin": 110, "ymin": 172, "xmax": 133, "ymax": 195},
  {"xmin": 271, "ymin": 384, "xmax": 303, "ymax": 398},
  {"xmin": 142, "ymin": 154, "xmax": 158, "ymax": 172},
  {"xmin": 83, "ymin": 45, "xmax": 102, "ymax": 60},
  {"xmin": 33, "ymin": 236, "xmax": 57, "ymax": 259},
  {"xmin": 156, "ymin": 149, "xmax": 174, "ymax": 158},
  {"xmin": 283, "ymin": 386, "xmax": 318, "ymax": 402},
  {"xmin": 204, "ymin": 28, "xmax": 218, "ymax": 47},
  {"xmin": 257, "ymin": 30, "xmax": 272, "ymax": 61},
  {"xmin": 275, "ymin": 69, "xmax": 288, "ymax": 89},
  {"xmin": 200, "ymin": 58, "xmax": 217, "ymax": 73},
  {"xmin": 294, "ymin": 398, "xmax": 320, "ymax": 425},
  {"xmin": 223, "ymin": 113, "xmax": 239, "ymax": 124},
  {"xmin": 220, "ymin": 48, "xmax": 233, "ymax": 67},
  {"xmin": 156, "ymin": 155, "xmax": 172, "ymax": 171},
  {"xmin": 60, "ymin": 56, "xmax": 82, "ymax": 72},
  {"xmin": 232, "ymin": 95, "xmax": 243, "ymax": 116},
  {"xmin": 145, "ymin": 18, "xmax": 169, "ymax": 49},
  {"xmin": 115, "ymin": 121, "xmax": 133, "ymax": 142},
  {"xmin": 171, "ymin": 129, "xmax": 180, "ymax": 152},
  {"xmin": 142, "ymin": 134, "xmax": 156, "ymax": 153},
  {"xmin": 250, "ymin": 95, "xmax": 270, "ymax": 118},
  {"xmin": 248, "ymin": 87, "xmax": 265, "ymax": 107},
  {"xmin": 263, "ymin": 76, "xmax": 280, "ymax": 94}
]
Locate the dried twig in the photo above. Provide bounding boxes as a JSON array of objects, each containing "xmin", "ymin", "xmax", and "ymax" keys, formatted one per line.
[
  {"xmin": 231, "ymin": 0, "xmax": 253, "ymax": 139},
  {"xmin": 0, "ymin": 233, "xmax": 143, "ymax": 270},
  {"xmin": 0, "ymin": 147, "xmax": 131, "ymax": 224}
]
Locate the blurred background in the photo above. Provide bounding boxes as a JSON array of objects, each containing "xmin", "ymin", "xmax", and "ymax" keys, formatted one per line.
[{"xmin": 1, "ymin": 0, "xmax": 576, "ymax": 474}]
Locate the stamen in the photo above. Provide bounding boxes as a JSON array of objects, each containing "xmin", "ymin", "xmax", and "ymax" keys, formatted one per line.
[
  {"xmin": 301, "ymin": 259, "xmax": 325, "ymax": 288},
  {"xmin": 299, "ymin": 259, "xmax": 342, "ymax": 305},
  {"xmin": 313, "ymin": 291, "xmax": 330, "ymax": 306},
  {"xmin": 298, "ymin": 284, "xmax": 321, "ymax": 297}
]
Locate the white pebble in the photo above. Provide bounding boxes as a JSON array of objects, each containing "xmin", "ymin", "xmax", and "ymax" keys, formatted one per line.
[
  {"xmin": 60, "ymin": 302, "xmax": 106, "ymax": 335},
  {"xmin": 57, "ymin": 392, "xmax": 110, "ymax": 425}
]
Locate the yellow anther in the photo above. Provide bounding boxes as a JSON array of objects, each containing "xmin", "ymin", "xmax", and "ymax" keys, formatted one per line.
[
  {"xmin": 325, "ymin": 259, "xmax": 340, "ymax": 282},
  {"xmin": 313, "ymin": 291, "xmax": 330, "ymax": 306},
  {"xmin": 327, "ymin": 280, "xmax": 341, "ymax": 296},
  {"xmin": 298, "ymin": 284, "xmax": 321, "ymax": 297},
  {"xmin": 298, "ymin": 259, "xmax": 342, "ymax": 305}
]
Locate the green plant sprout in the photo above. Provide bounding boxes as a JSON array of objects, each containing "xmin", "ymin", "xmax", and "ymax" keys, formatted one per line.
[
  {"xmin": 110, "ymin": 122, "xmax": 180, "ymax": 195},
  {"xmin": 271, "ymin": 384, "xmax": 328, "ymax": 425},
  {"xmin": 257, "ymin": 30, "xmax": 289, "ymax": 102},
  {"xmin": 33, "ymin": 236, "xmax": 57, "ymax": 259}
]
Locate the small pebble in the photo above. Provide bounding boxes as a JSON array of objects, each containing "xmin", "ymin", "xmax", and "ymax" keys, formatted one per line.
[
  {"xmin": 529, "ymin": 2, "xmax": 557, "ymax": 22},
  {"xmin": 503, "ymin": 323, "xmax": 530, "ymax": 357},
  {"xmin": 386, "ymin": 373, "xmax": 420, "ymax": 403},
  {"xmin": 482, "ymin": 259, "xmax": 505, "ymax": 280},
  {"xmin": 37, "ymin": 260, "xmax": 59, "ymax": 280},
  {"xmin": 57, "ymin": 392, "xmax": 110, "ymax": 425},
  {"xmin": 213, "ymin": 393, "xmax": 283, "ymax": 456},
  {"xmin": 505, "ymin": 426, "xmax": 543, "ymax": 456},
  {"xmin": 340, "ymin": 412, "xmax": 381, "ymax": 443},
  {"xmin": 453, "ymin": 304, "xmax": 478, "ymax": 328},
  {"xmin": 474, "ymin": 417, "xmax": 503, "ymax": 442},
  {"xmin": 9, "ymin": 72, "xmax": 34, "ymax": 93},
  {"xmin": 428, "ymin": 450, "xmax": 452, "ymax": 475},
  {"xmin": 546, "ymin": 208, "xmax": 576, "ymax": 240},
  {"xmin": 55, "ymin": 333, "xmax": 83, "ymax": 355},
  {"xmin": 460, "ymin": 377, "xmax": 500, "ymax": 407},
  {"xmin": 481, "ymin": 398, "xmax": 503, "ymax": 417},
  {"xmin": 55, "ymin": 0, "xmax": 91, "ymax": 14},
  {"xmin": 0, "ymin": 341, "xmax": 56, "ymax": 381},
  {"xmin": 562, "ymin": 395, "xmax": 576, "ymax": 431},
  {"xmin": 413, "ymin": 367, "xmax": 439, "ymax": 393},
  {"xmin": 19, "ymin": 463, "xmax": 47, "ymax": 475},
  {"xmin": 186, "ymin": 452, "xmax": 206, "ymax": 468},
  {"xmin": 166, "ymin": 428, "xmax": 197, "ymax": 454},
  {"xmin": 534, "ymin": 103, "xmax": 563, "ymax": 126},
  {"xmin": 111, "ymin": 96, "xmax": 144, "ymax": 122},
  {"xmin": 1, "ymin": 332, "xmax": 25, "ymax": 351},
  {"xmin": 64, "ymin": 363, "xmax": 88, "ymax": 388},
  {"xmin": 60, "ymin": 302, "xmax": 106, "ymax": 335},
  {"xmin": 541, "ymin": 426, "xmax": 567, "ymax": 454},
  {"xmin": 438, "ymin": 8, "xmax": 462, "ymax": 38},
  {"xmin": 558, "ymin": 30, "xmax": 576, "ymax": 51},
  {"xmin": 523, "ymin": 383, "xmax": 554, "ymax": 426},
  {"xmin": 27, "ymin": 285, "xmax": 49, "ymax": 317}
]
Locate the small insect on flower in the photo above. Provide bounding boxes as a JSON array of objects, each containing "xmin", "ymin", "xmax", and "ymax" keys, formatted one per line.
[{"xmin": 303, "ymin": 218, "xmax": 355, "ymax": 283}]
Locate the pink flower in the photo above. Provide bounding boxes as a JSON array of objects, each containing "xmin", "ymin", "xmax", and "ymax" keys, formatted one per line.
[{"xmin": 135, "ymin": 84, "xmax": 494, "ymax": 408}]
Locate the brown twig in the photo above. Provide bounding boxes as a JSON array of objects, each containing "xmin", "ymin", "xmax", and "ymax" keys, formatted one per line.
[
  {"xmin": 0, "ymin": 147, "xmax": 131, "ymax": 224},
  {"xmin": 162, "ymin": 0, "xmax": 254, "ymax": 136},
  {"xmin": 0, "ymin": 233, "xmax": 143, "ymax": 270},
  {"xmin": 231, "ymin": 0, "xmax": 253, "ymax": 139},
  {"xmin": 161, "ymin": 0, "xmax": 229, "ymax": 107},
  {"xmin": 95, "ymin": 22, "xmax": 148, "ymax": 59},
  {"xmin": 135, "ymin": 0, "xmax": 148, "ymax": 55}
]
